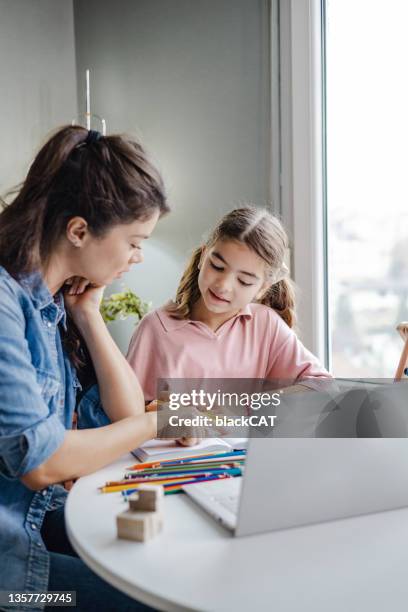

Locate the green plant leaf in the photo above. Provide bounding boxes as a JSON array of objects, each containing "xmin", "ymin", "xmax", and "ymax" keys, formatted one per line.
[{"xmin": 100, "ymin": 289, "xmax": 151, "ymax": 323}]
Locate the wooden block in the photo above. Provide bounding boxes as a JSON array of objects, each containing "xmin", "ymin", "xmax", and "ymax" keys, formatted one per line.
[
  {"xmin": 117, "ymin": 509, "xmax": 163, "ymax": 542},
  {"xmin": 128, "ymin": 485, "xmax": 164, "ymax": 512}
]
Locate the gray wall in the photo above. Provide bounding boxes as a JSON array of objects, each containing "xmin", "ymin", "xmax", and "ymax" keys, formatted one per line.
[
  {"xmin": 73, "ymin": 0, "xmax": 271, "ymax": 352},
  {"xmin": 0, "ymin": 0, "xmax": 77, "ymax": 194}
]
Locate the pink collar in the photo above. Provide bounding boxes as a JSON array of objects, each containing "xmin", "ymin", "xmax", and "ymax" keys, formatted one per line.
[{"xmin": 156, "ymin": 303, "xmax": 253, "ymax": 332}]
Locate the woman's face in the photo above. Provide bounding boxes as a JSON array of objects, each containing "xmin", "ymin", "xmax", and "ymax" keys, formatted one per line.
[
  {"xmin": 197, "ymin": 239, "xmax": 270, "ymax": 315},
  {"xmin": 68, "ymin": 211, "xmax": 160, "ymax": 285}
]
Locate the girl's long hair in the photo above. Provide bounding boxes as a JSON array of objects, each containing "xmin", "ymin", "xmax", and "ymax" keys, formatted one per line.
[
  {"xmin": 0, "ymin": 125, "xmax": 169, "ymax": 378},
  {"xmin": 167, "ymin": 206, "xmax": 296, "ymax": 328}
]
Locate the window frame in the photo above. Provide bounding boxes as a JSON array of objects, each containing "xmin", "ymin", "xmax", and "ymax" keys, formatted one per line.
[{"xmin": 273, "ymin": 0, "xmax": 329, "ymax": 366}]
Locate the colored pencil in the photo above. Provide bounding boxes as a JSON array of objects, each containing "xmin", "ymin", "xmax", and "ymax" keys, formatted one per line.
[
  {"xmin": 124, "ymin": 465, "xmax": 243, "ymax": 477},
  {"xmin": 100, "ymin": 475, "xmax": 197, "ymax": 493},
  {"xmin": 126, "ymin": 449, "xmax": 246, "ymax": 471},
  {"xmin": 99, "ymin": 449, "xmax": 246, "ymax": 494},
  {"xmin": 154, "ymin": 473, "xmax": 236, "ymax": 493},
  {"xmin": 104, "ymin": 468, "xmax": 242, "ymax": 487},
  {"xmin": 121, "ymin": 473, "xmax": 231, "ymax": 497},
  {"xmin": 156, "ymin": 452, "xmax": 246, "ymax": 466},
  {"xmin": 125, "ymin": 460, "xmax": 244, "ymax": 476}
]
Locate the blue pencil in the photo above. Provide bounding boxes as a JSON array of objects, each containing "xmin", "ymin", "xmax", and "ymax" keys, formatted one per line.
[
  {"xmin": 125, "ymin": 460, "xmax": 244, "ymax": 476},
  {"xmin": 106, "ymin": 468, "xmax": 242, "ymax": 488},
  {"xmin": 155, "ymin": 450, "xmax": 246, "ymax": 467},
  {"xmin": 121, "ymin": 473, "xmax": 234, "ymax": 497},
  {"xmin": 128, "ymin": 449, "xmax": 246, "ymax": 471},
  {"xmin": 124, "ymin": 467, "xmax": 242, "ymax": 480}
]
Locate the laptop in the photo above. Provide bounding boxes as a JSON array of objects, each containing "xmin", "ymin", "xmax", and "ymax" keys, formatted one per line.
[{"xmin": 184, "ymin": 384, "xmax": 408, "ymax": 536}]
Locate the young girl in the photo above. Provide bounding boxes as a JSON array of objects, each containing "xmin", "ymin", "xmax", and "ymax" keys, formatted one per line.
[
  {"xmin": 0, "ymin": 126, "xmax": 168, "ymax": 610},
  {"xmin": 127, "ymin": 206, "xmax": 330, "ymax": 406}
]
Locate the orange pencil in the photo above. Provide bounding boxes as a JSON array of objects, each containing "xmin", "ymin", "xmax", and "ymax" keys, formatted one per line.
[{"xmin": 100, "ymin": 475, "xmax": 200, "ymax": 493}]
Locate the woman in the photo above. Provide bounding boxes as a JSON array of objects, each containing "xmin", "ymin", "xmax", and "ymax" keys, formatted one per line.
[{"xmin": 0, "ymin": 126, "xmax": 167, "ymax": 610}]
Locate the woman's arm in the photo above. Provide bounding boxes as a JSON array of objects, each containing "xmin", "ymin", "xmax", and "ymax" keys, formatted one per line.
[
  {"xmin": 75, "ymin": 310, "xmax": 145, "ymax": 420},
  {"xmin": 66, "ymin": 281, "xmax": 145, "ymax": 420},
  {"xmin": 21, "ymin": 412, "xmax": 156, "ymax": 490},
  {"xmin": 0, "ymin": 276, "xmax": 158, "ymax": 492},
  {"xmin": 21, "ymin": 285, "xmax": 157, "ymax": 488}
]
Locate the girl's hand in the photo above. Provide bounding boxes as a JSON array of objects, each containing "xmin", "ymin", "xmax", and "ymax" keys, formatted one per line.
[
  {"xmin": 146, "ymin": 401, "xmax": 199, "ymax": 445},
  {"xmin": 145, "ymin": 400, "xmax": 159, "ymax": 412},
  {"xmin": 156, "ymin": 405, "xmax": 223, "ymax": 442},
  {"xmin": 145, "ymin": 390, "xmax": 172, "ymax": 413},
  {"xmin": 148, "ymin": 398, "xmax": 225, "ymax": 444},
  {"xmin": 176, "ymin": 437, "xmax": 199, "ymax": 447},
  {"xmin": 63, "ymin": 276, "xmax": 105, "ymax": 321}
]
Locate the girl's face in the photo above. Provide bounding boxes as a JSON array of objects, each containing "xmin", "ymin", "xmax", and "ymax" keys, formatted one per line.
[
  {"xmin": 67, "ymin": 211, "xmax": 160, "ymax": 286},
  {"xmin": 197, "ymin": 239, "xmax": 270, "ymax": 315}
]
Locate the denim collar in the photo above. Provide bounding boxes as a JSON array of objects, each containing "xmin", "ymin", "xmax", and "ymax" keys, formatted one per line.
[{"xmin": 19, "ymin": 271, "xmax": 67, "ymax": 330}]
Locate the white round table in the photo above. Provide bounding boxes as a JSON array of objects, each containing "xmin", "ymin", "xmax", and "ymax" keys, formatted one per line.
[{"xmin": 66, "ymin": 453, "xmax": 408, "ymax": 612}]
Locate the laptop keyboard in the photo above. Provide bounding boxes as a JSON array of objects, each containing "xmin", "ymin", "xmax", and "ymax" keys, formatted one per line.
[
  {"xmin": 216, "ymin": 493, "xmax": 240, "ymax": 514},
  {"xmin": 184, "ymin": 476, "xmax": 243, "ymax": 524},
  {"xmin": 208, "ymin": 478, "xmax": 242, "ymax": 515}
]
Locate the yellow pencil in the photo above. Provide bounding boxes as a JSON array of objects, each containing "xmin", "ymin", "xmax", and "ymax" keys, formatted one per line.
[{"xmin": 99, "ymin": 476, "xmax": 196, "ymax": 493}]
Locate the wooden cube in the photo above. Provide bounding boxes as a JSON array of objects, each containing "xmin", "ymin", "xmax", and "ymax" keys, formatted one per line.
[
  {"xmin": 117, "ymin": 509, "xmax": 163, "ymax": 542},
  {"xmin": 128, "ymin": 485, "xmax": 164, "ymax": 512}
]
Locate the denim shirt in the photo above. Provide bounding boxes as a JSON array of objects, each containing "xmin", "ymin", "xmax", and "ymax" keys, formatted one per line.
[{"xmin": 0, "ymin": 267, "xmax": 110, "ymax": 610}]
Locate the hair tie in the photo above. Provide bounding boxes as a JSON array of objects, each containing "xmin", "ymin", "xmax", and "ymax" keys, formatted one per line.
[{"xmin": 85, "ymin": 130, "xmax": 102, "ymax": 145}]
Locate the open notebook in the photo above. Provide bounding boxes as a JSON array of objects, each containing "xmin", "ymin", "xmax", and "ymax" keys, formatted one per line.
[{"xmin": 132, "ymin": 438, "xmax": 248, "ymax": 462}]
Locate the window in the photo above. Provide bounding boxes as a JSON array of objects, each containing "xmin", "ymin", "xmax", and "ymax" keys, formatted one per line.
[
  {"xmin": 325, "ymin": 0, "xmax": 408, "ymax": 377},
  {"xmin": 277, "ymin": 0, "xmax": 408, "ymax": 377}
]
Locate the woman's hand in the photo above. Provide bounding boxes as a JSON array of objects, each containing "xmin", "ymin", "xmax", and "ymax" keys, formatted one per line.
[{"xmin": 63, "ymin": 276, "xmax": 105, "ymax": 322}]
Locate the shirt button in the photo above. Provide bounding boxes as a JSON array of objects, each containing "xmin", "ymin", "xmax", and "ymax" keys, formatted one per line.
[
  {"xmin": 47, "ymin": 322, "xmax": 52, "ymax": 328},
  {"xmin": 37, "ymin": 542, "xmax": 42, "ymax": 548},
  {"xmin": 31, "ymin": 523, "xmax": 37, "ymax": 530},
  {"xmin": 41, "ymin": 489, "xmax": 48, "ymax": 496}
]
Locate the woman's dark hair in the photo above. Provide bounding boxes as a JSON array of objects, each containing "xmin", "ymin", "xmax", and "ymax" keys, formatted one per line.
[
  {"xmin": 0, "ymin": 125, "xmax": 168, "ymax": 273},
  {"xmin": 0, "ymin": 125, "xmax": 169, "ymax": 376}
]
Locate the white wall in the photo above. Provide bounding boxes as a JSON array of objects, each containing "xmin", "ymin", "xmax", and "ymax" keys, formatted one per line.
[
  {"xmin": 0, "ymin": 0, "xmax": 272, "ymax": 355},
  {"xmin": 73, "ymin": 0, "xmax": 271, "ymax": 351},
  {"xmin": 0, "ymin": 0, "xmax": 77, "ymax": 194}
]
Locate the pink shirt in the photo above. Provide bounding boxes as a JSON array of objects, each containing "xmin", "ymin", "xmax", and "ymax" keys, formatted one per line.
[{"xmin": 127, "ymin": 303, "xmax": 330, "ymax": 401}]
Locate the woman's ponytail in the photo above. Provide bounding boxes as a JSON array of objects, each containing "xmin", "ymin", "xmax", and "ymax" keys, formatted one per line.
[
  {"xmin": 0, "ymin": 125, "xmax": 88, "ymax": 275},
  {"xmin": 0, "ymin": 124, "xmax": 168, "ymax": 277}
]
